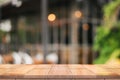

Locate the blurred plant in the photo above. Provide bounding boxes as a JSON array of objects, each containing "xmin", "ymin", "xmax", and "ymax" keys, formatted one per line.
[
  {"xmin": 104, "ymin": 0, "xmax": 120, "ymax": 29},
  {"xmin": 93, "ymin": 0, "xmax": 120, "ymax": 64}
]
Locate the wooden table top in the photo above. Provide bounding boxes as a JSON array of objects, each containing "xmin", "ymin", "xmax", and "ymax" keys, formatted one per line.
[{"xmin": 0, "ymin": 64, "xmax": 120, "ymax": 79}]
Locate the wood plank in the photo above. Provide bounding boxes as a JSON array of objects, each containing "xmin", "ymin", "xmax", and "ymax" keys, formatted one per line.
[
  {"xmin": 83, "ymin": 65, "xmax": 114, "ymax": 75},
  {"xmin": 48, "ymin": 65, "xmax": 72, "ymax": 75},
  {"xmin": 98, "ymin": 65, "xmax": 120, "ymax": 69},
  {"xmin": 70, "ymin": 68, "xmax": 96, "ymax": 78},
  {"xmin": 16, "ymin": 79, "xmax": 71, "ymax": 80},
  {"xmin": 0, "ymin": 79, "xmax": 15, "ymax": 80},
  {"xmin": 105, "ymin": 69, "xmax": 120, "ymax": 75},
  {"xmin": 47, "ymin": 79, "xmax": 71, "ymax": 80},
  {"xmin": 0, "ymin": 64, "xmax": 120, "ymax": 79},
  {"xmin": 84, "ymin": 65, "xmax": 120, "ymax": 78},
  {"xmin": 0, "ymin": 64, "xmax": 17, "ymax": 69},
  {"xmin": 0, "ymin": 69, "xmax": 9, "ymax": 75},
  {"xmin": 105, "ymin": 79, "xmax": 120, "ymax": 80},
  {"xmin": 4, "ymin": 65, "xmax": 35, "ymax": 75},
  {"xmin": 70, "ymin": 68, "xmax": 95, "ymax": 75},
  {"xmin": 48, "ymin": 65, "xmax": 72, "ymax": 79},
  {"xmin": 26, "ymin": 69, "xmax": 50, "ymax": 75},
  {"xmin": 48, "ymin": 79, "xmax": 98, "ymax": 80},
  {"xmin": 24, "ymin": 68, "xmax": 50, "ymax": 78},
  {"xmin": 74, "ymin": 78, "xmax": 104, "ymax": 80},
  {"xmin": 16, "ymin": 79, "xmax": 46, "ymax": 80},
  {"xmin": 68, "ymin": 65, "xmax": 85, "ymax": 69},
  {"xmin": 35, "ymin": 65, "xmax": 52, "ymax": 69},
  {"xmin": 16, "ymin": 79, "xmax": 104, "ymax": 80}
]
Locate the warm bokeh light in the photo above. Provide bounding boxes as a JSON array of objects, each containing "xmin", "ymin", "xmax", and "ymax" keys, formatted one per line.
[
  {"xmin": 74, "ymin": 10, "xmax": 82, "ymax": 18},
  {"xmin": 83, "ymin": 23, "xmax": 89, "ymax": 31},
  {"xmin": 48, "ymin": 13, "xmax": 56, "ymax": 22}
]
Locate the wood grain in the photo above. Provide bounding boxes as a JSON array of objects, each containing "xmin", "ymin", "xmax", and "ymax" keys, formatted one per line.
[
  {"xmin": 35, "ymin": 65, "xmax": 52, "ymax": 69},
  {"xmin": 16, "ymin": 79, "xmax": 71, "ymax": 80},
  {"xmin": 4, "ymin": 65, "xmax": 35, "ymax": 75},
  {"xmin": 105, "ymin": 79, "xmax": 120, "ymax": 80},
  {"xmin": 99, "ymin": 65, "xmax": 120, "ymax": 69},
  {"xmin": 0, "ymin": 79, "xmax": 15, "ymax": 80},
  {"xmin": 68, "ymin": 64, "xmax": 84, "ymax": 69},
  {"xmin": 16, "ymin": 79, "xmax": 46, "ymax": 80},
  {"xmin": 74, "ymin": 78, "xmax": 104, "ymax": 80},
  {"xmin": 48, "ymin": 65, "xmax": 72, "ymax": 75},
  {"xmin": 0, "ymin": 64, "xmax": 119, "ymax": 79},
  {"xmin": 83, "ymin": 65, "xmax": 114, "ymax": 75}
]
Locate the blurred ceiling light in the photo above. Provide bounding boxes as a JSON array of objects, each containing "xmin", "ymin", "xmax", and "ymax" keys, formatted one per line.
[
  {"xmin": 0, "ymin": 20, "xmax": 12, "ymax": 32},
  {"xmin": 48, "ymin": 13, "xmax": 56, "ymax": 22},
  {"xmin": 83, "ymin": 23, "xmax": 89, "ymax": 31},
  {"xmin": 12, "ymin": 0, "xmax": 22, "ymax": 7},
  {"xmin": 74, "ymin": 10, "xmax": 82, "ymax": 18}
]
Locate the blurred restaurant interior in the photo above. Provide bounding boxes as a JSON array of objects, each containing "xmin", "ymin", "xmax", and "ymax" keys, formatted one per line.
[{"xmin": 0, "ymin": 0, "xmax": 120, "ymax": 64}]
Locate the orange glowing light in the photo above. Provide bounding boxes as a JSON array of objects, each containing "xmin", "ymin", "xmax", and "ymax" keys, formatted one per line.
[
  {"xmin": 48, "ymin": 14, "xmax": 56, "ymax": 22},
  {"xmin": 83, "ymin": 24, "xmax": 89, "ymax": 31},
  {"xmin": 74, "ymin": 10, "xmax": 82, "ymax": 18}
]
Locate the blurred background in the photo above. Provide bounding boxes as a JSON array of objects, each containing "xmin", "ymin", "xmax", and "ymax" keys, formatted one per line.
[{"xmin": 0, "ymin": 0, "xmax": 120, "ymax": 64}]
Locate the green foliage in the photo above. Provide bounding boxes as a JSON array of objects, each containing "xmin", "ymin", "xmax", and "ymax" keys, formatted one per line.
[
  {"xmin": 94, "ymin": 23, "xmax": 120, "ymax": 64},
  {"xmin": 93, "ymin": 0, "xmax": 120, "ymax": 64},
  {"xmin": 104, "ymin": 0, "xmax": 120, "ymax": 20},
  {"xmin": 103, "ymin": 0, "xmax": 120, "ymax": 28},
  {"xmin": 109, "ymin": 49, "xmax": 120, "ymax": 59}
]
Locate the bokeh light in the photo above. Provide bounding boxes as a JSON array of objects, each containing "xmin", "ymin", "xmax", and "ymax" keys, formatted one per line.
[
  {"xmin": 48, "ymin": 13, "xmax": 56, "ymax": 22},
  {"xmin": 83, "ymin": 23, "xmax": 89, "ymax": 31},
  {"xmin": 74, "ymin": 10, "xmax": 82, "ymax": 18}
]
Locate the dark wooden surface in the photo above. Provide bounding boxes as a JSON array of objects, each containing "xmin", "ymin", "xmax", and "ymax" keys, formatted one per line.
[{"xmin": 0, "ymin": 64, "xmax": 120, "ymax": 80}]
